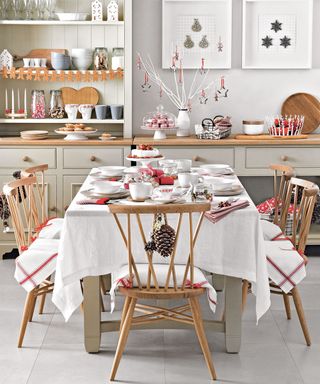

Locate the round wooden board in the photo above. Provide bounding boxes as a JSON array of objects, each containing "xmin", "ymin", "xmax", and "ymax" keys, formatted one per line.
[{"xmin": 281, "ymin": 93, "xmax": 320, "ymax": 134}]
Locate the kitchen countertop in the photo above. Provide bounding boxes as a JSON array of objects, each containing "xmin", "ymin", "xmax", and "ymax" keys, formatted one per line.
[
  {"xmin": 0, "ymin": 137, "xmax": 133, "ymax": 146},
  {"xmin": 133, "ymin": 134, "xmax": 320, "ymax": 146}
]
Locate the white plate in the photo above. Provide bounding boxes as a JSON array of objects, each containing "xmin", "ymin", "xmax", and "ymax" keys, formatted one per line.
[
  {"xmin": 97, "ymin": 166, "xmax": 126, "ymax": 177},
  {"xmin": 90, "ymin": 180, "xmax": 123, "ymax": 194},
  {"xmin": 55, "ymin": 129, "xmax": 98, "ymax": 141},
  {"xmin": 126, "ymin": 156, "xmax": 165, "ymax": 163},
  {"xmin": 82, "ymin": 189, "xmax": 129, "ymax": 199},
  {"xmin": 56, "ymin": 12, "xmax": 89, "ymax": 21},
  {"xmin": 99, "ymin": 136, "xmax": 117, "ymax": 141},
  {"xmin": 214, "ymin": 185, "xmax": 244, "ymax": 196},
  {"xmin": 151, "ymin": 196, "xmax": 186, "ymax": 204}
]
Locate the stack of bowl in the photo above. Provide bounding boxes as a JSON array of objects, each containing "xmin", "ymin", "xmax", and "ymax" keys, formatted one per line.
[
  {"xmin": 71, "ymin": 49, "xmax": 93, "ymax": 70},
  {"xmin": 51, "ymin": 52, "xmax": 71, "ymax": 70}
]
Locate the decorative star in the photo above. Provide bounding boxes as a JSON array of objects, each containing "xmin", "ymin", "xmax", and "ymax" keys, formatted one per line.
[
  {"xmin": 262, "ymin": 35, "xmax": 273, "ymax": 48},
  {"xmin": 280, "ymin": 35, "xmax": 291, "ymax": 48},
  {"xmin": 271, "ymin": 19, "xmax": 282, "ymax": 33}
]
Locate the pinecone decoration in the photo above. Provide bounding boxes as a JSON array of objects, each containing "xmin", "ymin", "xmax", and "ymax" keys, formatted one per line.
[
  {"xmin": 153, "ymin": 224, "xmax": 176, "ymax": 258},
  {"xmin": 145, "ymin": 233, "xmax": 157, "ymax": 253}
]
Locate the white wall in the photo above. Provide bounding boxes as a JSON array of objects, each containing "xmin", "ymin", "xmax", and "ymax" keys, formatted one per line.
[{"xmin": 132, "ymin": 0, "xmax": 320, "ymax": 135}]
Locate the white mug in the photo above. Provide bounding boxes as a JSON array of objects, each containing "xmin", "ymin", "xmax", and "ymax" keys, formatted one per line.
[
  {"xmin": 23, "ymin": 58, "xmax": 30, "ymax": 68},
  {"xmin": 178, "ymin": 172, "xmax": 200, "ymax": 187},
  {"xmin": 129, "ymin": 182, "xmax": 152, "ymax": 201},
  {"xmin": 65, "ymin": 104, "xmax": 79, "ymax": 120},
  {"xmin": 78, "ymin": 104, "xmax": 94, "ymax": 120}
]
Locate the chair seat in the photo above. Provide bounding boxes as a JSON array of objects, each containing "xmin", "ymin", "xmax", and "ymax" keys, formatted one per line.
[
  {"xmin": 14, "ymin": 238, "xmax": 59, "ymax": 292},
  {"xmin": 110, "ymin": 263, "xmax": 217, "ymax": 313},
  {"xmin": 37, "ymin": 218, "xmax": 64, "ymax": 240},
  {"xmin": 265, "ymin": 240, "xmax": 306, "ymax": 293},
  {"xmin": 260, "ymin": 219, "xmax": 283, "ymax": 241}
]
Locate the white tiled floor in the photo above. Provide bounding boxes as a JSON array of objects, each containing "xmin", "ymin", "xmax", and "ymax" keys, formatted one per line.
[{"xmin": 1, "ymin": 258, "xmax": 320, "ymax": 384}]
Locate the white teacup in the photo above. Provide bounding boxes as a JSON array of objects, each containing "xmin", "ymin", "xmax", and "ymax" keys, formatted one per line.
[
  {"xmin": 129, "ymin": 182, "xmax": 152, "ymax": 202},
  {"xmin": 23, "ymin": 58, "xmax": 31, "ymax": 68},
  {"xmin": 177, "ymin": 159, "xmax": 192, "ymax": 172},
  {"xmin": 92, "ymin": 180, "xmax": 122, "ymax": 194},
  {"xmin": 79, "ymin": 104, "xmax": 94, "ymax": 120},
  {"xmin": 178, "ymin": 172, "xmax": 200, "ymax": 187},
  {"xmin": 65, "ymin": 104, "xmax": 79, "ymax": 120},
  {"xmin": 34, "ymin": 58, "xmax": 41, "ymax": 67}
]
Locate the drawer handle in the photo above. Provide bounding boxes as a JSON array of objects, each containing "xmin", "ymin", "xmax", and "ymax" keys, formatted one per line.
[
  {"xmin": 281, "ymin": 155, "xmax": 288, "ymax": 162},
  {"xmin": 90, "ymin": 155, "xmax": 97, "ymax": 162},
  {"xmin": 22, "ymin": 156, "xmax": 30, "ymax": 162},
  {"xmin": 50, "ymin": 206, "xmax": 57, "ymax": 212},
  {"xmin": 64, "ymin": 205, "xmax": 69, "ymax": 211},
  {"xmin": 193, "ymin": 156, "xmax": 200, "ymax": 162}
]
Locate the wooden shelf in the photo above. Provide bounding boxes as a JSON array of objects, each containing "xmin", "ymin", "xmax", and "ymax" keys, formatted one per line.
[
  {"xmin": 0, "ymin": 20, "xmax": 124, "ymax": 26},
  {"xmin": 1, "ymin": 68, "xmax": 124, "ymax": 82},
  {"xmin": 0, "ymin": 118, "xmax": 124, "ymax": 124}
]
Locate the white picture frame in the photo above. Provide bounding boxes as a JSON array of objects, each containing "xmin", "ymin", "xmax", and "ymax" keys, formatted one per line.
[
  {"xmin": 162, "ymin": 0, "xmax": 232, "ymax": 69},
  {"xmin": 242, "ymin": 0, "xmax": 313, "ymax": 69}
]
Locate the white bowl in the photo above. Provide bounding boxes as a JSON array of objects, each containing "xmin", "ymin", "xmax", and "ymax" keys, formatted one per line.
[
  {"xmin": 72, "ymin": 57, "xmax": 92, "ymax": 70},
  {"xmin": 91, "ymin": 180, "xmax": 122, "ymax": 194},
  {"xmin": 242, "ymin": 120, "xmax": 264, "ymax": 135},
  {"xmin": 202, "ymin": 176, "xmax": 234, "ymax": 191},
  {"xmin": 71, "ymin": 48, "xmax": 93, "ymax": 57},
  {"xmin": 200, "ymin": 164, "xmax": 231, "ymax": 174},
  {"xmin": 57, "ymin": 13, "xmax": 88, "ymax": 21},
  {"xmin": 98, "ymin": 166, "xmax": 126, "ymax": 177}
]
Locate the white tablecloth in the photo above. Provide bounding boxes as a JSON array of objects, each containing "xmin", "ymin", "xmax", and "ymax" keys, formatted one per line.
[{"xmin": 52, "ymin": 170, "xmax": 270, "ymax": 322}]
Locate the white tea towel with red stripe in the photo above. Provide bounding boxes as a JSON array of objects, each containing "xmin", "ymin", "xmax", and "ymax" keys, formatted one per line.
[
  {"xmin": 265, "ymin": 240, "xmax": 306, "ymax": 293},
  {"xmin": 110, "ymin": 263, "xmax": 217, "ymax": 313},
  {"xmin": 37, "ymin": 218, "xmax": 64, "ymax": 240},
  {"xmin": 14, "ymin": 238, "xmax": 59, "ymax": 292},
  {"xmin": 260, "ymin": 219, "xmax": 283, "ymax": 241},
  {"xmin": 205, "ymin": 200, "xmax": 250, "ymax": 223}
]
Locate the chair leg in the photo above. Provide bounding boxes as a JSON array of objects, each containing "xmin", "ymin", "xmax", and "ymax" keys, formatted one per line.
[
  {"xmin": 18, "ymin": 291, "xmax": 35, "ymax": 348},
  {"xmin": 28, "ymin": 294, "xmax": 37, "ymax": 322},
  {"xmin": 282, "ymin": 294, "xmax": 291, "ymax": 320},
  {"xmin": 242, "ymin": 280, "xmax": 249, "ymax": 312},
  {"xmin": 291, "ymin": 287, "xmax": 311, "ymax": 346},
  {"xmin": 189, "ymin": 297, "xmax": 217, "ymax": 380},
  {"xmin": 110, "ymin": 298, "xmax": 137, "ymax": 381},
  {"xmin": 120, "ymin": 297, "xmax": 131, "ymax": 332},
  {"xmin": 39, "ymin": 275, "xmax": 52, "ymax": 315}
]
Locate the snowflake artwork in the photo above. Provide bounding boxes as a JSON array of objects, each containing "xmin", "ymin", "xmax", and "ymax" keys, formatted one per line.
[
  {"xmin": 0, "ymin": 49, "xmax": 13, "ymax": 71},
  {"xmin": 107, "ymin": 0, "xmax": 119, "ymax": 21},
  {"xmin": 259, "ymin": 15, "xmax": 296, "ymax": 52},
  {"xmin": 217, "ymin": 36, "xmax": 223, "ymax": 52},
  {"xmin": 91, "ymin": 0, "xmax": 103, "ymax": 21}
]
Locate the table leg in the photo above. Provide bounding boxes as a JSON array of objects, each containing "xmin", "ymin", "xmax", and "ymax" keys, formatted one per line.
[
  {"xmin": 83, "ymin": 276, "xmax": 101, "ymax": 353},
  {"xmin": 225, "ymin": 276, "xmax": 242, "ymax": 353}
]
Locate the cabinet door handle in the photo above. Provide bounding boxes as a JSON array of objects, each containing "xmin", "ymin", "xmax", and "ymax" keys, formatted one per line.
[
  {"xmin": 193, "ymin": 156, "xmax": 200, "ymax": 162},
  {"xmin": 64, "ymin": 205, "xmax": 69, "ymax": 211},
  {"xmin": 50, "ymin": 206, "xmax": 57, "ymax": 212},
  {"xmin": 281, "ymin": 155, "xmax": 288, "ymax": 162},
  {"xmin": 90, "ymin": 155, "xmax": 97, "ymax": 162},
  {"xmin": 22, "ymin": 156, "xmax": 30, "ymax": 162}
]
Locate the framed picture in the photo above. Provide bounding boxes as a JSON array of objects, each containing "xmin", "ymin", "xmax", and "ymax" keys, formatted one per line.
[
  {"xmin": 162, "ymin": 0, "xmax": 232, "ymax": 69},
  {"xmin": 242, "ymin": 0, "xmax": 313, "ymax": 69}
]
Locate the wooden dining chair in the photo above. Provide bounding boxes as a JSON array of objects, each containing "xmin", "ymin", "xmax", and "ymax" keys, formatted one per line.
[
  {"xmin": 244, "ymin": 177, "xmax": 318, "ymax": 346},
  {"xmin": 108, "ymin": 202, "xmax": 216, "ymax": 381},
  {"xmin": 3, "ymin": 176, "xmax": 58, "ymax": 347}
]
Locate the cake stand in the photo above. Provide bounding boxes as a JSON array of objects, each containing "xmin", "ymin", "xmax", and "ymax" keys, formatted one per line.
[
  {"xmin": 55, "ymin": 129, "xmax": 98, "ymax": 141},
  {"xmin": 140, "ymin": 126, "xmax": 177, "ymax": 140},
  {"xmin": 126, "ymin": 156, "xmax": 165, "ymax": 167}
]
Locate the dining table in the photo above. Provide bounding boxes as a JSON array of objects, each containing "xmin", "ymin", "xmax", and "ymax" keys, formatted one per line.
[{"xmin": 52, "ymin": 167, "xmax": 271, "ymax": 354}]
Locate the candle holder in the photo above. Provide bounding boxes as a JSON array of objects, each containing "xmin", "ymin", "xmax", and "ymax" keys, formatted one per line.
[{"xmin": 5, "ymin": 112, "xmax": 28, "ymax": 119}]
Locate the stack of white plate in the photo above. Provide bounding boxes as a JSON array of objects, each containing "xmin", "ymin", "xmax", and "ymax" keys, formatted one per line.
[{"xmin": 20, "ymin": 130, "xmax": 49, "ymax": 140}]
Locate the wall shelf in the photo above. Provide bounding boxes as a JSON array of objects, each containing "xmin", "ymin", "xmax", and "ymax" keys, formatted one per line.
[
  {"xmin": 0, "ymin": 20, "xmax": 124, "ymax": 26},
  {"xmin": 0, "ymin": 118, "xmax": 124, "ymax": 124}
]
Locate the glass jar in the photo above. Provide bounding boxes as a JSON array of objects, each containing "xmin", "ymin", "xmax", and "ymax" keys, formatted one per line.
[
  {"xmin": 192, "ymin": 183, "xmax": 213, "ymax": 202},
  {"xmin": 49, "ymin": 90, "xmax": 65, "ymax": 118},
  {"xmin": 31, "ymin": 90, "xmax": 46, "ymax": 119},
  {"xmin": 112, "ymin": 47, "xmax": 124, "ymax": 70},
  {"xmin": 93, "ymin": 47, "xmax": 108, "ymax": 70}
]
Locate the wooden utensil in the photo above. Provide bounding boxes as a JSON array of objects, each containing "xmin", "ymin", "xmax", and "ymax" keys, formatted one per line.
[
  {"xmin": 234, "ymin": 134, "xmax": 308, "ymax": 140},
  {"xmin": 15, "ymin": 49, "xmax": 67, "ymax": 68},
  {"xmin": 281, "ymin": 93, "xmax": 320, "ymax": 134},
  {"xmin": 60, "ymin": 87, "xmax": 100, "ymax": 105}
]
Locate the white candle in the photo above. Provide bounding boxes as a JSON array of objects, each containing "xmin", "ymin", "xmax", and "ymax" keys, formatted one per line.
[
  {"xmin": 24, "ymin": 89, "xmax": 27, "ymax": 115},
  {"xmin": 18, "ymin": 89, "xmax": 20, "ymax": 111},
  {"xmin": 5, "ymin": 89, "xmax": 8, "ymax": 112},
  {"xmin": 11, "ymin": 89, "xmax": 14, "ymax": 114}
]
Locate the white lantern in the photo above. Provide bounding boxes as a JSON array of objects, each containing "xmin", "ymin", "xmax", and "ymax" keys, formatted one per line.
[
  {"xmin": 0, "ymin": 49, "xmax": 13, "ymax": 71},
  {"xmin": 107, "ymin": 0, "xmax": 119, "ymax": 21},
  {"xmin": 91, "ymin": 0, "xmax": 103, "ymax": 21}
]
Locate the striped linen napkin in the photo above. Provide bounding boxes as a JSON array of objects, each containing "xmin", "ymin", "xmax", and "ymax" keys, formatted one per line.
[
  {"xmin": 77, "ymin": 198, "xmax": 110, "ymax": 205},
  {"xmin": 205, "ymin": 200, "xmax": 250, "ymax": 223}
]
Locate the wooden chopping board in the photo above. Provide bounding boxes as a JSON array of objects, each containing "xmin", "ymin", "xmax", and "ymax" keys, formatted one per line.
[
  {"xmin": 60, "ymin": 87, "xmax": 100, "ymax": 105},
  {"xmin": 281, "ymin": 93, "xmax": 320, "ymax": 134},
  {"xmin": 24, "ymin": 49, "xmax": 67, "ymax": 68},
  {"xmin": 235, "ymin": 134, "xmax": 308, "ymax": 140}
]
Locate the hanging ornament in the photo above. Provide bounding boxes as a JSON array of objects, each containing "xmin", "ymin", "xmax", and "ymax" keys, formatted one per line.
[
  {"xmin": 199, "ymin": 35, "xmax": 209, "ymax": 49},
  {"xmin": 191, "ymin": 18, "xmax": 202, "ymax": 32},
  {"xmin": 184, "ymin": 35, "xmax": 194, "ymax": 49},
  {"xmin": 170, "ymin": 56, "xmax": 176, "ymax": 71},
  {"xmin": 174, "ymin": 45, "xmax": 179, "ymax": 61},
  {"xmin": 160, "ymin": 83, "xmax": 163, "ymax": 98},
  {"xmin": 214, "ymin": 88, "xmax": 219, "ymax": 102},
  {"xmin": 199, "ymin": 89, "xmax": 208, "ymax": 105},
  {"xmin": 217, "ymin": 36, "xmax": 223, "ymax": 52},
  {"xmin": 178, "ymin": 60, "xmax": 183, "ymax": 84},
  {"xmin": 187, "ymin": 98, "xmax": 192, "ymax": 112},
  {"xmin": 200, "ymin": 57, "xmax": 207, "ymax": 75},
  {"xmin": 145, "ymin": 214, "xmax": 176, "ymax": 258},
  {"xmin": 217, "ymin": 76, "xmax": 229, "ymax": 98},
  {"xmin": 136, "ymin": 55, "xmax": 142, "ymax": 70},
  {"xmin": 142, "ymin": 71, "xmax": 151, "ymax": 92}
]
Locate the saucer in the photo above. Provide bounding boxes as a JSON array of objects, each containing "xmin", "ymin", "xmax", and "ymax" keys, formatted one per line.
[
  {"xmin": 213, "ymin": 185, "xmax": 244, "ymax": 196},
  {"xmin": 82, "ymin": 189, "xmax": 129, "ymax": 199}
]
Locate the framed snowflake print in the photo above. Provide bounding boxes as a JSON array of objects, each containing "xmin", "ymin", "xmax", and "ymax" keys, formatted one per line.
[
  {"xmin": 162, "ymin": 0, "xmax": 232, "ymax": 69},
  {"xmin": 242, "ymin": 0, "xmax": 313, "ymax": 69}
]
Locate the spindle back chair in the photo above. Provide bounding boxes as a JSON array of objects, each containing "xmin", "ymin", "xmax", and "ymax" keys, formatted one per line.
[{"xmin": 108, "ymin": 202, "xmax": 216, "ymax": 381}]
